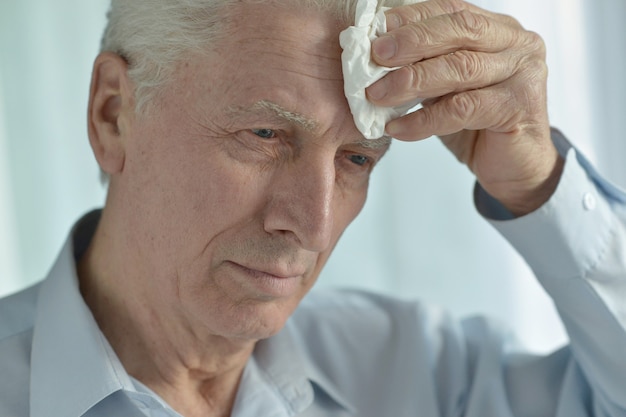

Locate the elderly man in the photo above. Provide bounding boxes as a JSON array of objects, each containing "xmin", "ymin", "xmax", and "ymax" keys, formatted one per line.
[{"xmin": 1, "ymin": 0, "xmax": 625, "ymax": 416}]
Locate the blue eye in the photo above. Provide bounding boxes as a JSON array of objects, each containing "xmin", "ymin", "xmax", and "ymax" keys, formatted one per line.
[
  {"xmin": 348, "ymin": 154, "xmax": 369, "ymax": 166},
  {"xmin": 252, "ymin": 129, "xmax": 276, "ymax": 139}
]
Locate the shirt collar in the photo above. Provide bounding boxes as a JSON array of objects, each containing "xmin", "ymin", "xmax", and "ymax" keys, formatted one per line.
[
  {"xmin": 253, "ymin": 320, "xmax": 357, "ymax": 415},
  {"xmin": 30, "ymin": 210, "xmax": 135, "ymax": 417}
]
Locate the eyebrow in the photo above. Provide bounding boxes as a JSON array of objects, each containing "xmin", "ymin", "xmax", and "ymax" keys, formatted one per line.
[
  {"xmin": 252, "ymin": 100, "xmax": 319, "ymax": 132},
  {"xmin": 233, "ymin": 100, "xmax": 318, "ymax": 132},
  {"xmin": 230, "ymin": 100, "xmax": 393, "ymax": 150},
  {"xmin": 356, "ymin": 136, "xmax": 392, "ymax": 151}
]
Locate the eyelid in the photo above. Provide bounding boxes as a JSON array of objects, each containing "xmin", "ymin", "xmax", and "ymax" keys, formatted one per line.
[{"xmin": 343, "ymin": 144, "xmax": 385, "ymax": 162}]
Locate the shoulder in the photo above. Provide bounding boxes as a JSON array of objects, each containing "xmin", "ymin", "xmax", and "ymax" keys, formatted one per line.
[
  {"xmin": 291, "ymin": 288, "xmax": 468, "ymax": 362},
  {"xmin": 0, "ymin": 282, "xmax": 41, "ymax": 340},
  {"xmin": 0, "ymin": 329, "xmax": 32, "ymax": 416},
  {"xmin": 291, "ymin": 288, "xmax": 519, "ymax": 366},
  {"xmin": 294, "ymin": 288, "xmax": 456, "ymax": 331},
  {"xmin": 0, "ymin": 284, "xmax": 40, "ymax": 417},
  {"xmin": 286, "ymin": 289, "xmax": 494, "ymax": 411}
]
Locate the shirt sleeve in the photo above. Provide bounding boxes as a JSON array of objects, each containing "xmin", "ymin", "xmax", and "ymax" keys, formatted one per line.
[{"xmin": 474, "ymin": 129, "xmax": 626, "ymax": 415}]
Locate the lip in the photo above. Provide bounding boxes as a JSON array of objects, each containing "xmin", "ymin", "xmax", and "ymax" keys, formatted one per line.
[
  {"xmin": 225, "ymin": 261, "xmax": 305, "ymax": 297},
  {"xmin": 229, "ymin": 261, "xmax": 304, "ymax": 279}
]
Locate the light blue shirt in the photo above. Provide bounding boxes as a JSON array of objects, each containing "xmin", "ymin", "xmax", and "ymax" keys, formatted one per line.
[{"xmin": 1, "ymin": 132, "xmax": 625, "ymax": 417}]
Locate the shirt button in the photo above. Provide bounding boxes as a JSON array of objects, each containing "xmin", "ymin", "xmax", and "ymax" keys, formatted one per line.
[{"xmin": 583, "ymin": 192, "xmax": 596, "ymax": 211}]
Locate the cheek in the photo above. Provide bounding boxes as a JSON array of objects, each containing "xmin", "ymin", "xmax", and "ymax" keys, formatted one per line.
[
  {"xmin": 336, "ymin": 182, "xmax": 369, "ymax": 226},
  {"xmin": 123, "ymin": 131, "xmax": 271, "ymax": 256},
  {"xmin": 167, "ymin": 155, "xmax": 269, "ymax": 242}
]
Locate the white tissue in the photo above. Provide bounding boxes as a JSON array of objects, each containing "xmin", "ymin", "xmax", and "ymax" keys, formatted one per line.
[{"xmin": 339, "ymin": 0, "xmax": 422, "ymax": 139}]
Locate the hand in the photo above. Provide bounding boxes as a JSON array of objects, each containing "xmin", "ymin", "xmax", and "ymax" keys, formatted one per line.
[{"xmin": 366, "ymin": 0, "xmax": 563, "ymax": 216}]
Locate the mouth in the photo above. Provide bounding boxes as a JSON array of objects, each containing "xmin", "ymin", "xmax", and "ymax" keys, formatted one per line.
[
  {"xmin": 225, "ymin": 261, "xmax": 306, "ymax": 298},
  {"xmin": 232, "ymin": 262, "xmax": 304, "ymax": 279}
]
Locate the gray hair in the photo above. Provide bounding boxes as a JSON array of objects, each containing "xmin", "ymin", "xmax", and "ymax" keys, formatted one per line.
[{"xmin": 99, "ymin": 0, "xmax": 410, "ymax": 112}]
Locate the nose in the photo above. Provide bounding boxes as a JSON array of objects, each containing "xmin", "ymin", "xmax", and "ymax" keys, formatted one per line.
[{"xmin": 263, "ymin": 152, "xmax": 335, "ymax": 252}]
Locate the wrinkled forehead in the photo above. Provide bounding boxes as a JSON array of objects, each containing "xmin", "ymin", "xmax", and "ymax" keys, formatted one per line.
[
  {"xmin": 158, "ymin": 1, "xmax": 374, "ymax": 143},
  {"xmin": 219, "ymin": 2, "xmax": 347, "ymax": 80}
]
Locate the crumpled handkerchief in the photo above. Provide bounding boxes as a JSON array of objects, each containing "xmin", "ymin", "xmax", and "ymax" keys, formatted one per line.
[{"xmin": 339, "ymin": 0, "xmax": 422, "ymax": 139}]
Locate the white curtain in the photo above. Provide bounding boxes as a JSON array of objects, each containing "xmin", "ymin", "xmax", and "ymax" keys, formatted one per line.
[
  {"xmin": 0, "ymin": 0, "xmax": 110, "ymax": 295},
  {"xmin": 1, "ymin": 0, "xmax": 624, "ymax": 353}
]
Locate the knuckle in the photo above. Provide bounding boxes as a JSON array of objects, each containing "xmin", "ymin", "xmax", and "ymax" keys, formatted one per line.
[
  {"xmin": 519, "ymin": 61, "xmax": 548, "ymax": 105},
  {"xmin": 531, "ymin": 59, "xmax": 549, "ymax": 81},
  {"xmin": 408, "ymin": 6, "xmax": 430, "ymax": 22},
  {"xmin": 450, "ymin": 92, "xmax": 479, "ymax": 121},
  {"xmin": 421, "ymin": 104, "xmax": 439, "ymax": 132},
  {"xmin": 397, "ymin": 0, "xmax": 464, "ymax": 23},
  {"xmin": 526, "ymin": 31, "xmax": 547, "ymax": 57},
  {"xmin": 392, "ymin": 5, "xmax": 424, "ymax": 25},
  {"xmin": 454, "ymin": 9, "xmax": 489, "ymax": 41},
  {"xmin": 504, "ymin": 75, "xmax": 545, "ymax": 124},
  {"xmin": 448, "ymin": 51, "xmax": 482, "ymax": 83},
  {"xmin": 437, "ymin": 0, "xmax": 467, "ymax": 14},
  {"xmin": 499, "ymin": 13, "xmax": 522, "ymax": 29},
  {"xmin": 408, "ymin": 64, "xmax": 428, "ymax": 92},
  {"xmin": 406, "ymin": 23, "xmax": 431, "ymax": 49},
  {"xmin": 518, "ymin": 52, "xmax": 548, "ymax": 83}
]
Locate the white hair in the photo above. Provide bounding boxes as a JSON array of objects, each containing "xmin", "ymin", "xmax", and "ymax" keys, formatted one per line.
[{"xmin": 100, "ymin": 0, "xmax": 410, "ymax": 112}]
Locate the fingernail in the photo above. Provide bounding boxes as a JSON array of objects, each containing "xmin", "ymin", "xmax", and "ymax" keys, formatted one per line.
[
  {"xmin": 385, "ymin": 120, "xmax": 401, "ymax": 137},
  {"xmin": 386, "ymin": 13, "xmax": 401, "ymax": 31},
  {"xmin": 366, "ymin": 78, "xmax": 388, "ymax": 101},
  {"xmin": 372, "ymin": 35, "xmax": 397, "ymax": 61}
]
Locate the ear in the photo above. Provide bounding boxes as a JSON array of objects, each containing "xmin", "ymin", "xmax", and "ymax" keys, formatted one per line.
[{"xmin": 87, "ymin": 52, "xmax": 134, "ymax": 175}]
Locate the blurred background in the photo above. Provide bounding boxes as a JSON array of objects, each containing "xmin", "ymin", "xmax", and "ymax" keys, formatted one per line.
[{"xmin": 1, "ymin": 0, "xmax": 624, "ymax": 353}]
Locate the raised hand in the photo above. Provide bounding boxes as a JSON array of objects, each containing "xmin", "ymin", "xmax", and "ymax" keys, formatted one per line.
[{"xmin": 367, "ymin": 0, "xmax": 564, "ymax": 215}]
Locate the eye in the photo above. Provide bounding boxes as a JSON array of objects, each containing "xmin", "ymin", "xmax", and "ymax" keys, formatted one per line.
[
  {"xmin": 348, "ymin": 154, "xmax": 370, "ymax": 167},
  {"xmin": 251, "ymin": 128, "xmax": 277, "ymax": 139}
]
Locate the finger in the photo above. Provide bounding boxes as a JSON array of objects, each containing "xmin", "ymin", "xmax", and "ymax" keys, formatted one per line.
[
  {"xmin": 367, "ymin": 50, "xmax": 516, "ymax": 106},
  {"xmin": 384, "ymin": 0, "xmax": 466, "ymax": 31},
  {"xmin": 384, "ymin": 82, "xmax": 533, "ymax": 141},
  {"xmin": 372, "ymin": 8, "xmax": 527, "ymax": 66},
  {"xmin": 386, "ymin": 0, "xmax": 522, "ymax": 31},
  {"xmin": 385, "ymin": 88, "xmax": 508, "ymax": 141}
]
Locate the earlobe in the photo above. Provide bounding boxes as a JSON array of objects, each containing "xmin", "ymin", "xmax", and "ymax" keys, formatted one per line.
[{"xmin": 87, "ymin": 52, "xmax": 133, "ymax": 175}]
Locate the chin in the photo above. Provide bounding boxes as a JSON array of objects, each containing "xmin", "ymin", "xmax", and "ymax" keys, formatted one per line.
[{"xmin": 202, "ymin": 296, "xmax": 299, "ymax": 342}]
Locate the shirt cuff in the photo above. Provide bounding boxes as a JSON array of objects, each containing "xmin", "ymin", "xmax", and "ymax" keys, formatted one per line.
[{"xmin": 480, "ymin": 147, "xmax": 615, "ymax": 281}]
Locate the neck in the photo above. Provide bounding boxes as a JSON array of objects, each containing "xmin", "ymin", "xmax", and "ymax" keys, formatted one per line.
[{"xmin": 77, "ymin": 211, "xmax": 255, "ymax": 417}]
